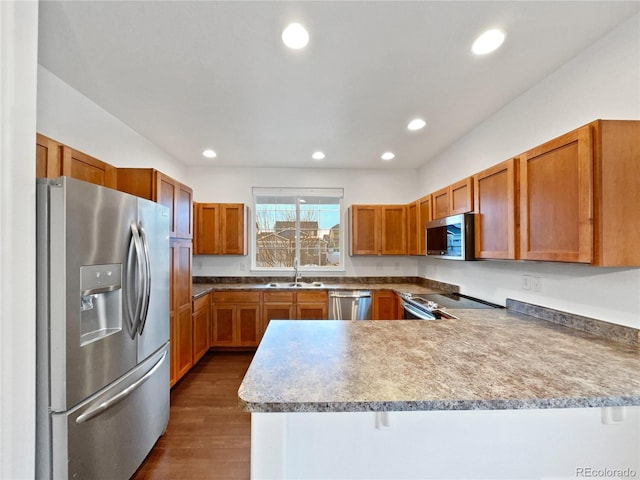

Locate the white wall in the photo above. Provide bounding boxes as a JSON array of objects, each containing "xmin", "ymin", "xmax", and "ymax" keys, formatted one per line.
[
  {"xmin": 0, "ymin": 1, "xmax": 38, "ymax": 477},
  {"xmin": 37, "ymin": 66, "xmax": 189, "ymax": 184},
  {"xmin": 416, "ymin": 14, "xmax": 640, "ymax": 328},
  {"xmin": 188, "ymin": 166, "xmax": 420, "ymax": 278}
]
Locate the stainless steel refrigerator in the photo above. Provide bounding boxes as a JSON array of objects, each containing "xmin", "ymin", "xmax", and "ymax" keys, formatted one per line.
[{"xmin": 36, "ymin": 177, "xmax": 171, "ymax": 479}]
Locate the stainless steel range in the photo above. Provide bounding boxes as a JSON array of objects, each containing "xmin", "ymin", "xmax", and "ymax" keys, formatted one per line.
[{"xmin": 399, "ymin": 292, "xmax": 503, "ymax": 320}]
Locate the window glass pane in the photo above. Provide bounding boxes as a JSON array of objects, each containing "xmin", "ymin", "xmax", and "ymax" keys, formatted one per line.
[
  {"xmin": 254, "ymin": 192, "xmax": 342, "ymax": 270},
  {"xmin": 255, "ymin": 195, "xmax": 296, "ymax": 268}
]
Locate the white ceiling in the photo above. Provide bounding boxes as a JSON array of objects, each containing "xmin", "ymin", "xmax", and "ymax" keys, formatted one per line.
[{"xmin": 38, "ymin": 1, "xmax": 640, "ymax": 170}]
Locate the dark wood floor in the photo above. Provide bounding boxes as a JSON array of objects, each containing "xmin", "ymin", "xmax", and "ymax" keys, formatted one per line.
[{"xmin": 132, "ymin": 352, "xmax": 254, "ymax": 480}]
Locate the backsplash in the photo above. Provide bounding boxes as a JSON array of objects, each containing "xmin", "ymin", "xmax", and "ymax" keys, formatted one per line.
[{"xmin": 506, "ymin": 299, "xmax": 640, "ymax": 346}]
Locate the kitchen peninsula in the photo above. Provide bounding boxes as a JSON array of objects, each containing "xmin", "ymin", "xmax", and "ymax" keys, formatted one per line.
[{"xmin": 238, "ymin": 305, "xmax": 640, "ymax": 479}]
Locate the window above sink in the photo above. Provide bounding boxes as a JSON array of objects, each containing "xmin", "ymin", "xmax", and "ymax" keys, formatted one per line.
[{"xmin": 252, "ymin": 187, "xmax": 344, "ymax": 274}]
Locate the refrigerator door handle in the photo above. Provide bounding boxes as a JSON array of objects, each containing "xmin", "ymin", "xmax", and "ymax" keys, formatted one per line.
[
  {"xmin": 137, "ymin": 222, "xmax": 152, "ymax": 335},
  {"xmin": 126, "ymin": 222, "xmax": 146, "ymax": 338},
  {"xmin": 75, "ymin": 349, "xmax": 168, "ymax": 424}
]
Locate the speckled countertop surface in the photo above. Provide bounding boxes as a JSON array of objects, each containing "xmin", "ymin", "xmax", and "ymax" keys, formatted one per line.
[
  {"xmin": 192, "ymin": 281, "xmax": 446, "ymax": 298},
  {"xmin": 238, "ymin": 311, "xmax": 640, "ymax": 413}
]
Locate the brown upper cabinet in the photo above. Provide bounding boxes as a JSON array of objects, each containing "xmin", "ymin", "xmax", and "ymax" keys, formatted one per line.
[
  {"xmin": 519, "ymin": 119, "xmax": 640, "ymax": 266},
  {"xmin": 474, "ymin": 159, "xmax": 518, "ymax": 260},
  {"xmin": 407, "ymin": 201, "xmax": 418, "ymax": 256},
  {"xmin": 519, "ymin": 125, "xmax": 593, "ymax": 263},
  {"xmin": 350, "ymin": 205, "xmax": 407, "ymax": 255},
  {"xmin": 431, "ymin": 177, "xmax": 473, "ymax": 219},
  {"xmin": 590, "ymin": 120, "xmax": 640, "ymax": 266},
  {"xmin": 407, "ymin": 194, "xmax": 432, "ymax": 256},
  {"xmin": 36, "ymin": 134, "xmax": 62, "ymax": 179},
  {"xmin": 117, "ymin": 168, "xmax": 193, "ymax": 239},
  {"xmin": 36, "ymin": 133, "xmax": 117, "ymax": 189},
  {"xmin": 193, "ymin": 202, "xmax": 247, "ymax": 255}
]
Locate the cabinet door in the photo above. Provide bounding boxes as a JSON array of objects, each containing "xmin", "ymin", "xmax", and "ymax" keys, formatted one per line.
[
  {"xmin": 176, "ymin": 183, "xmax": 193, "ymax": 239},
  {"xmin": 296, "ymin": 291, "xmax": 328, "ymax": 320},
  {"xmin": 432, "ymin": 187, "xmax": 449, "ymax": 219},
  {"xmin": 169, "ymin": 245, "xmax": 177, "ymax": 387},
  {"xmin": 61, "ymin": 146, "xmax": 117, "ymax": 188},
  {"xmin": 175, "ymin": 304, "xmax": 193, "ymax": 381},
  {"xmin": 192, "ymin": 295, "xmax": 210, "ymax": 364},
  {"xmin": 380, "ymin": 205, "xmax": 407, "ymax": 255},
  {"xmin": 172, "ymin": 240, "xmax": 193, "ymax": 382},
  {"xmin": 417, "ymin": 195, "xmax": 431, "ymax": 255},
  {"xmin": 407, "ymin": 201, "xmax": 418, "ymax": 256},
  {"xmin": 262, "ymin": 303, "xmax": 295, "ymax": 336},
  {"xmin": 350, "ymin": 205, "xmax": 380, "ymax": 255},
  {"xmin": 593, "ymin": 120, "xmax": 640, "ymax": 266},
  {"xmin": 156, "ymin": 172, "xmax": 177, "ymax": 237},
  {"xmin": 520, "ymin": 126, "xmax": 593, "ymax": 263},
  {"xmin": 36, "ymin": 134, "xmax": 62, "ymax": 178},
  {"xmin": 372, "ymin": 291, "xmax": 399, "ymax": 320},
  {"xmin": 169, "ymin": 309, "xmax": 176, "ymax": 387},
  {"xmin": 195, "ymin": 203, "xmax": 220, "ymax": 254},
  {"xmin": 474, "ymin": 159, "xmax": 518, "ymax": 259},
  {"xmin": 211, "ymin": 305, "xmax": 236, "ymax": 346},
  {"xmin": 450, "ymin": 177, "xmax": 473, "ymax": 215},
  {"xmin": 220, "ymin": 204, "xmax": 245, "ymax": 254},
  {"xmin": 296, "ymin": 303, "xmax": 327, "ymax": 320},
  {"xmin": 237, "ymin": 305, "xmax": 261, "ymax": 347}
]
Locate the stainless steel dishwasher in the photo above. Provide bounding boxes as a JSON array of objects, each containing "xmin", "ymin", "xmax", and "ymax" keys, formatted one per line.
[{"xmin": 328, "ymin": 290, "xmax": 372, "ymax": 320}]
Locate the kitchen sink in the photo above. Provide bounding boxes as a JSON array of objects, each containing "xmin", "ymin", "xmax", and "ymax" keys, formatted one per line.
[{"xmin": 266, "ymin": 281, "xmax": 324, "ymax": 288}]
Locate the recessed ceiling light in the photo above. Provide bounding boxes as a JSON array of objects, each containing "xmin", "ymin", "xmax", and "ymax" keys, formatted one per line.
[
  {"xmin": 282, "ymin": 23, "xmax": 309, "ymax": 50},
  {"xmin": 202, "ymin": 149, "xmax": 217, "ymax": 158},
  {"xmin": 472, "ymin": 29, "xmax": 505, "ymax": 55},
  {"xmin": 407, "ymin": 118, "xmax": 426, "ymax": 131},
  {"xmin": 312, "ymin": 151, "xmax": 325, "ymax": 160},
  {"xmin": 381, "ymin": 152, "xmax": 395, "ymax": 161}
]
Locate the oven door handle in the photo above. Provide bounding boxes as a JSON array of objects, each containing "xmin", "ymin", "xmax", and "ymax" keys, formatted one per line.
[{"xmin": 401, "ymin": 300, "xmax": 436, "ymax": 320}]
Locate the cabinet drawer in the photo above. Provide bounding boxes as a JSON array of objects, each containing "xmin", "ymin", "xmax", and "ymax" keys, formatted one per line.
[
  {"xmin": 263, "ymin": 291, "xmax": 295, "ymax": 303},
  {"xmin": 297, "ymin": 291, "xmax": 328, "ymax": 303},
  {"xmin": 192, "ymin": 294, "xmax": 210, "ymax": 312},
  {"xmin": 212, "ymin": 291, "xmax": 261, "ymax": 304}
]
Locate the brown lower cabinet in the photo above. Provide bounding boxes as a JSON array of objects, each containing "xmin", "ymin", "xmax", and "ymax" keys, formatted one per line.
[
  {"xmin": 262, "ymin": 291, "xmax": 295, "ymax": 340},
  {"xmin": 211, "ymin": 291, "xmax": 262, "ymax": 348},
  {"xmin": 372, "ymin": 290, "xmax": 402, "ymax": 320},
  {"xmin": 207, "ymin": 290, "xmax": 331, "ymax": 347},
  {"xmin": 192, "ymin": 293, "xmax": 211, "ymax": 365}
]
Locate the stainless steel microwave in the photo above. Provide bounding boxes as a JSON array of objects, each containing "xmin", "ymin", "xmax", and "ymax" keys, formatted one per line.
[{"xmin": 425, "ymin": 213, "xmax": 475, "ymax": 260}]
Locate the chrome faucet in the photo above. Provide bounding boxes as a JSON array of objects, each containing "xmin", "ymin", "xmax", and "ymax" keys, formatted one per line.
[{"xmin": 293, "ymin": 257, "xmax": 302, "ymax": 283}]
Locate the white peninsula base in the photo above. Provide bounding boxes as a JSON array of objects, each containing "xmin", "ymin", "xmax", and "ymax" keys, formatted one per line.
[{"xmin": 251, "ymin": 407, "xmax": 640, "ymax": 480}]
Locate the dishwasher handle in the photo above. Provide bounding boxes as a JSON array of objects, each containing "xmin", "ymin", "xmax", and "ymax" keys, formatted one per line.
[{"xmin": 328, "ymin": 291, "xmax": 371, "ymax": 299}]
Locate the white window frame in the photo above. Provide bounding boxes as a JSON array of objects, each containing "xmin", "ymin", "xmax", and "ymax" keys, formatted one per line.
[{"xmin": 251, "ymin": 187, "xmax": 345, "ymax": 273}]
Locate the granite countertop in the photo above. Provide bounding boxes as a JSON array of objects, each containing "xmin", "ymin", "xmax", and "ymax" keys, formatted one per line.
[
  {"xmin": 238, "ymin": 309, "xmax": 640, "ymax": 413},
  {"xmin": 192, "ymin": 280, "xmax": 447, "ymax": 299}
]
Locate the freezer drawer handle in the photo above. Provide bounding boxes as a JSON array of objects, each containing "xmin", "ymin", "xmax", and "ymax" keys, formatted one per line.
[{"xmin": 75, "ymin": 350, "xmax": 167, "ymax": 424}]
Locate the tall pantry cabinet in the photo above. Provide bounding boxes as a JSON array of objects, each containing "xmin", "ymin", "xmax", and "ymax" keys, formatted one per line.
[{"xmin": 117, "ymin": 168, "xmax": 194, "ymax": 386}]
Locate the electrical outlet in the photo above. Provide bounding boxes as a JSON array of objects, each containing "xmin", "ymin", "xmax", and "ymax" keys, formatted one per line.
[
  {"xmin": 239, "ymin": 263, "xmax": 245, "ymax": 271},
  {"xmin": 196, "ymin": 261, "xmax": 203, "ymax": 269},
  {"xmin": 532, "ymin": 276, "xmax": 542, "ymax": 292},
  {"xmin": 521, "ymin": 275, "xmax": 531, "ymax": 290},
  {"xmin": 376, "ymin": 263, "xmax": 383, "ymax": 271}
]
